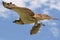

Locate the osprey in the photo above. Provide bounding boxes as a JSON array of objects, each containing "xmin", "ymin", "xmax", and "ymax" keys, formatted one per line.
[{"xmin": 2, "ymin": 1, "xmax": 58, "ymax": 35}]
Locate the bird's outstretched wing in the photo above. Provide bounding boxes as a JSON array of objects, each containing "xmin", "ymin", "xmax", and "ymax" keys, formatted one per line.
[
  {"xmin": 2, "ymin": 1, "xmax": 35, "ymax": 24},
  {"xmin": 2, "ymin": 1, "xmax": 34, "ymax": 16},
  {"xmin": 30, "ymin": 23, "xmax": 43, "ymax": 35}
]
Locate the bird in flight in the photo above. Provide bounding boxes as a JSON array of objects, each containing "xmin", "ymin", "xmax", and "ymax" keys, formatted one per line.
[{"xmin": 2, "ymin": 1, "xmax": 58, "ymax": 35}]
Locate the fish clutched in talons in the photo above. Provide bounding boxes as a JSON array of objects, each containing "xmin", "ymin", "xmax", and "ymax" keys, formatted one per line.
[{"xmin": 30, "ymin": 23, "xmax": 43, "ymax": 35}]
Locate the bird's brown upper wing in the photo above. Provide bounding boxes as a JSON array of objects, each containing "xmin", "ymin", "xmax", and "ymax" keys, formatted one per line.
[
  {"xmin": 2, "ymin": 1, "xmax": 35, "ymax": 24},
  {"xmin": 2, "ymin": 1, "xmax": 34, "ymax": 16},
  {"xmin": 20, "ymin": 7, "xmax": 34, "ymax": 16}
]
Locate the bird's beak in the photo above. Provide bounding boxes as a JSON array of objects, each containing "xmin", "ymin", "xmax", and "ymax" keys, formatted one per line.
[{"xmin": 51, "ymin": 18, "xmax": 58, "ymax": 20}]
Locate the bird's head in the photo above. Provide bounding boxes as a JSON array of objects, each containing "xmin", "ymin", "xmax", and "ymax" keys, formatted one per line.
[
  {"xmin": 2, "ymin": 1, "xmax": 16, "ymax": 9},
  {"xmin": 42, "ymin": 14, "xmax": 58, "ymax": 20},
  {"xmin": 42, "ymin": 14, "xmax": 51, "ymax": 20}
]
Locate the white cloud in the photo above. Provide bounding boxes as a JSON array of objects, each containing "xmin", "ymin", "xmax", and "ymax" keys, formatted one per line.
[
  {"xmin": 47, "ymin": 22, "xmax": 57, "ymax": 26},
  {"xmin": 40, "ymin": 20, "xmax": 57, "ymax": 26},
  {"xmin": 48, "ymin": 0, "xmax": 60, "ymax": 10},
  {"xmin": 0, "ymin": 3, "xmax": 8, "ymax": 12},
  {"xmin": 0, "ymin": 4, "xmax": 10, "ymax": 18},
  {"xmin": 39, "ymin": 0, "xmax": 48, "ymax": 4},
  {"xmin": 27, "ymin": 0, "xmax": 42, "ymax": 9},
  {"xmin": 42, "ymin": 9, "xmax": 49, "ymax": 14},
  {"xmin": 49, "ymin": 22, "xmax": 57, "ymax": 26},
  {"xmin": 51, "ymin": 22, "xmax": 57, "ymax": 25},
  {"xmin": 0, "ymin": 12, "xmax": 9, "ymax": 18},
  {"xmin": 46, "ymin": 0, "xmax": 60, "ymax": 10},
  {"xmin": 40, "ymin": 20, "xmax": 48, "ymax": 23},
  {"xmin": 28, "ymin": 0, "xmax": 60, "ymax": 10},
  {"xmin": 50, "ymin": 27, "xmax": 59, "ymax": 37}
]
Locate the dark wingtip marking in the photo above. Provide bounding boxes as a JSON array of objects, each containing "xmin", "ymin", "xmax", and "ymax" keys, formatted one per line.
[{"xmin": 52, "ymin": 18, "xmax": 58, "ymax": 20}]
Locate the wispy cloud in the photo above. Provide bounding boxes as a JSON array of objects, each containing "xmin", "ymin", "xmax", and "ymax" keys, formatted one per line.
[
  {"xmin": 50, "ymin": 27, "xmax": 59, "ymax": 37},
  {"xmin": 47, "ymin": 22, "xmax": 57, "ymax": 26},
  {"xmin": 41, "ymin": 20, "xmax": 57, "ymax": 26},
  {"xmin": 42, "ymin": 9, "xmax": 49, "ymax": 14},
  {"xmin": 28, "ymin": 0, "xmax": 60, "ymax": 10},
  {"xmin": 0, "ymin": 6, "xmax": 7, "ymax": 12},
  {"xmin": 0, "ymin": 5, "xmax": 10, "ymax": 18},
  {"xmin": 51, "ymin": 22, "xmax": 57, "ymax": 25},
  {"xmin": 0, "ymin": 12, "xmax": 9, "ymax": 18},
  {"xmin": 48, "ymin": 0, "xmax": 60, "ymax": 10}
]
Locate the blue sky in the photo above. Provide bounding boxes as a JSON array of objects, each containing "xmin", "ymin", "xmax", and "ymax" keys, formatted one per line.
[{"xmin": 0, "ymin": 0, "xmax": 60, "ymax": 40}]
